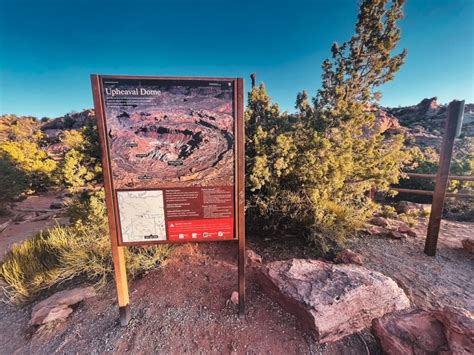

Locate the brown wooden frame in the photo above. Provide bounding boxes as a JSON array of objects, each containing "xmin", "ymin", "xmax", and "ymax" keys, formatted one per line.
[{"xmin": 91, "ymin": 74, "xmax": 246, "ymax": 323}]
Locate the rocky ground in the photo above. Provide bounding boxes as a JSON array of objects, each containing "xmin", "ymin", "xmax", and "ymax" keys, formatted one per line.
[
  {"xmin": 0, "ymin": 208, "xmax": 473, "ymax": 354},
  {"xmin": 350, "ymin": 218, "xmax": 474, "ymax": 313},
  {"xmin": 0, "ymin": 243, "xmax": 378, "ymax": 354}
]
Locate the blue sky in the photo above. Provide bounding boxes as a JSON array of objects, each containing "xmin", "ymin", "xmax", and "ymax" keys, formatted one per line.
[{"xmin": 0, "ymin": 0, "xmax": 473, "ymax": 118}]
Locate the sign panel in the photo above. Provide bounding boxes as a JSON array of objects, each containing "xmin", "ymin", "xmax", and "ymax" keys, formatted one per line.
[{"xmin": 93, "ymin": 75, "xmax": 243, "ymax": 246}]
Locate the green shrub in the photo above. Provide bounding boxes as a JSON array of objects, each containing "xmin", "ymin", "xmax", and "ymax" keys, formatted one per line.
[
  {"xmin": 0, "ymin": 115, "xmax": 57, "ymax": 193},
  {"xmin": 0, "ymin": 190, "xmax": 171, "ymax": 303},
  {"xmin": 399, "ymin": 213, "xmax": 417, "ymax": 227},
  {"xmin": 380, "ymin": 205, "xmax": 397, "ymax": 219},
  {"xmin": 0, "ymin": 155, "xmax": 29, "ymax": 213},
  {"xmin": 396, "ymin": 138, "xmax": 474, "ymax": 203},
  {"xmin": 59, "ymin": 119, "xmax": 102, "ymax": 191}
]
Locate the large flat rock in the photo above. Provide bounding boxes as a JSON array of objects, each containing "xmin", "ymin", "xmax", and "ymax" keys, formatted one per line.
[
  {"xmin": 257, "ymin": 258, "xmax": 410, "ymax": 343},
  {"xmin": 31, "ymin": 287, "xmax": 96, "ymax": 325}
]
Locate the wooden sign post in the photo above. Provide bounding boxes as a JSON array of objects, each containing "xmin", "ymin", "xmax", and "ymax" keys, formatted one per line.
[
  {"xmin": 91, "ymin": 75, "xmax": 245, "ymax": 325},
  {"xmin": 424, "ymin": 100, "xmax": 465, "ymax": 256}
]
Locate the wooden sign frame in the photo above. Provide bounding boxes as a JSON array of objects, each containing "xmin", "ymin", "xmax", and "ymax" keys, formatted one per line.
[{"xmin": 91, "ymin": 75, "xmax": 245, "ymax": 325}]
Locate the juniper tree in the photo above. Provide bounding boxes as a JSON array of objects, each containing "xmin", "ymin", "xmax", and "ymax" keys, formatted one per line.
[
  {"xmin": 246, "ymin": 0, "xmax": 411, "ymax": 255},
  {"xmin": 313, "ymin": 0, "xmax": 407, "ymax": 128}
]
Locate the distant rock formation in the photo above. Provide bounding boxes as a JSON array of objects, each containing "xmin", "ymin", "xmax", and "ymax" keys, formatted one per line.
[
  {"xmin": 41, "ymin": 109, "xmax": 95, "ymax": 132},
  {"xmin": 385, "ymin": 98, "xmax": 473, "ymax": 136},
  {"xmin": 418, "ymin": 97, "xmax": 439, "ymax": 116}
]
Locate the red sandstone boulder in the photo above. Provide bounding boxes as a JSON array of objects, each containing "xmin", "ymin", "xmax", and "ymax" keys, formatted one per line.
[
  {"xmin": 31, "ymin": 287, "xmax": 96, "ymax": 325},
  {"xmin": 257, "ymin": 259, "xmax": 410, "ymax": 343},
  {"xmin": 334, "ymin": 249, "xmax": 364, "ymax": 265},
  {"xmin": 373, "ymin": 307, "xmax": 474, "ymax": 354}
]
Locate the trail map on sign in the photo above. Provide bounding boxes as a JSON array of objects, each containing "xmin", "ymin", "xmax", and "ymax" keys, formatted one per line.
[{"xmin": 117, "ymin": 190, "xmax": 166, "ymax": 242}]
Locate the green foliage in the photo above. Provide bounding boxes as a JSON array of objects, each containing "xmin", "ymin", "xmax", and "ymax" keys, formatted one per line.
[
  {"xmin": 0, "ymin": 115, "xmax": 57, "ymax": 205},
  {"xmin": 399, "ymin": 213, "xmax": 417, "ymax": 227},
  {"xmin": 0, "ymin": 189, "xmax": 171, "ymax": 303},
  {"xmin": 398, "ymin": 138, "xmax": 474, "ymax": 201},
  {"xmin": 0, "ymin": 140, "xmax": 58, "ymax": 190},
  {"xmin": 313, "ymin": 0, "xmax": 407, "ymax": 129},
  {"xmin": 450, "ymin": 137, "xmax": 474, "ymax": 193},
  {"xmin": 0, "ymin": 155, "xmax": 29, "ymax": 213},
  {"xmin": 59, "ymin": 119, "xmax": 102, "ymax": 191},
  {"xmin": 246, "ymin": 0, "xmax": 410, "ymax": 256},
  {"xmin": 380, "ymin": 205, "xmax": 397, "ymax": 219}
]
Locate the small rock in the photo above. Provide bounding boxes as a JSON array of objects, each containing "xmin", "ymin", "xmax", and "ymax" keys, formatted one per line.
[
  {"xmin": 245, "ymin": 249, "xmax": 262, "ymax": 267},
  {"xmin": 257, "ymin": 259, "xmax": 410, "ymax": 343},
  {"xmin": 461, "ymin": 238, "xmax": 474, "ymax": 254},
  {"xmin": 49, "ymin": 201, "xmax": 65, "ymax": 209},
  {"xmin": 398, "ymin": 224, "xmax": 417, "ymax": 237},
  {"xmin": 363, "ymin": 225, "xmax": 385, "ymax": 235},
  {"xmin": 230, "ymin": 291, "xmax": 239, "ymax": 305},
  {"xmin": 373, "ymin": 306, "xmax": 474, "ymax": 354},
  {"xmin": 39, "ymin": 305, "xmax": 74, "ymax": 324},
  {"xmin": 369, "ymin": 216, "xmax": 389, "ymax": 227},
  {"xmin": 396, "ymin": 201, "xmax": 430, "ymax": 215},
  {"xmin": 31, "ymin": 287, "xmax": 96, "ymax": 325},
  {"xmin": 334, "ymin": 249, "xmax": 364, "ymax": 265},
  {"xmin": 385, "ymin": 230, "xmax": 406, "ymax": 240}
]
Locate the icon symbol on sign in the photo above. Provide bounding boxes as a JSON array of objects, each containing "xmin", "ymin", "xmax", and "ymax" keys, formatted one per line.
[
  {"xmin": 203, "ymin": 232, "xmax": 208, "ymax": 238},
  {"xmin": 218, "ymin": 231, "xmax": 224, "ymax": 237},
  {"xmin": 178, "ymin": 234, "xmax": 184, "ymax": 239},
  {"xmin": 192, "ymin": 233, "xmax": 198, "ymax": 239},
  {"xmin": 170, "ymin": 224, "xmax": 175, "ymax": 228}
]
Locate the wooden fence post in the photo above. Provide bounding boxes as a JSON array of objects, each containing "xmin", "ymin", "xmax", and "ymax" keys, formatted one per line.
[{"xmin": 424, "ymin": 100, "xmax": 465, "ymax": 256}]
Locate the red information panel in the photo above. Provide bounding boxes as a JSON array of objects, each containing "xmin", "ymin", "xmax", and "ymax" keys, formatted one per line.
[
  {"xmin": 164, "ymin": 187, "xmax": 234, "ymax": 241},
  {"xmin": 95, "ymin": 76, "xmax": 239, "ymax": 245}
]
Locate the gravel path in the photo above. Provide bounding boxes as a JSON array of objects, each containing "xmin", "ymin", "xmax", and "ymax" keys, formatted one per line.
[{"xmin": 350, "ymin": 219, "xmax": 474, "ymax": 312}]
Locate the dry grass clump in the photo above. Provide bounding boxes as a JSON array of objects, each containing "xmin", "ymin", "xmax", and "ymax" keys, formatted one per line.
[{"xmin": 0, "ymin": 192, "xmax": 171, "ymax": 303}]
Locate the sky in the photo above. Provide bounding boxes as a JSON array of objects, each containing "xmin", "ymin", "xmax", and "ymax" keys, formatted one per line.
[{"xmin": 0, "ymin": 0, "xmax": 473, "ymax": 118}]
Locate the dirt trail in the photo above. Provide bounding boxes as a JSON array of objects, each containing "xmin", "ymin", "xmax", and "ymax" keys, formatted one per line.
[
  {"xmin": 0, "ymin": 192, "xmax": 68, "ymax": 260},
  {"xmin": 350, "ymin": 218, "xmax": 474, "ymax": 312}
]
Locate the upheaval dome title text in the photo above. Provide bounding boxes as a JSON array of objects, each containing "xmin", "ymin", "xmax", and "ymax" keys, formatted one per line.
[{"xmin": 105, "ymin": 88, "xmax": 162, "ymax": 97}]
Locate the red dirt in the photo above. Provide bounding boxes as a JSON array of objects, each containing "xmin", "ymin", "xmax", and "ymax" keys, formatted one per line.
[
  {"xmin": 0, "ymin": 198, "xmax": 472, "ymax": 353},
  {"xmin": 0, "ymin": 243, "xmax": 377, "ymax": 354}
]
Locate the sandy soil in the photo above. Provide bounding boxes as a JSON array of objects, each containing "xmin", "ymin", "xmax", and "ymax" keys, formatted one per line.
[
  {"xmin": 350, "ymin": 218, "xmax": 474, "ymax": 313},
  {"xmin": 0, "ymin": 207, "xmax": 472, "ymax": 354},
  {"xmin": 0, "ymin": 192, "xmax": 69, "ymax": 260},
  {"xmin": 0, "ymin": 243, "xmax": 377, "ymax": 354}
]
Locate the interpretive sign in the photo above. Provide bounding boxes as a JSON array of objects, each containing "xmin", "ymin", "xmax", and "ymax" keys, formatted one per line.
[{"xmin": 91, "ymin": 75, "xmax": 245, "ymax": 325}]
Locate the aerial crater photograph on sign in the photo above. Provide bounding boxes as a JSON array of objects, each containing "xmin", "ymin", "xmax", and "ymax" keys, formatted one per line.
[{"xmin": 104, "ymin": 80, "xmax": 234, "ymax": 189}]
